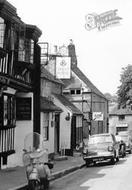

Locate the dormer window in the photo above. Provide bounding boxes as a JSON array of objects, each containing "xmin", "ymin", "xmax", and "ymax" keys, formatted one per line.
[
  {"xmin": 70, "ymin": 89, "xmax": 81, "ymax": 95},
  {"xmin": 76, "ymin": 89, "xmax": 81, "ymax": 94},
  {"xmin": 0, "ymin": 17, "xmax": 5, "ymax": 48},
  {"xmin": 71, "ymin": 89, "xmax": 75, "ymax": 94}
]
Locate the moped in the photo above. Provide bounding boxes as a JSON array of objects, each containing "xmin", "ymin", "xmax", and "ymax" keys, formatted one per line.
[{"xmin": 23, "ymin": 132, "xmax": 53, "ymax": 190}]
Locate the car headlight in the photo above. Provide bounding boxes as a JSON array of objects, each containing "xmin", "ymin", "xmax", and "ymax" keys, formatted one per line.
[{"xmin": 108, "ymin": 146, "xmax": 114, "ymax": 152}]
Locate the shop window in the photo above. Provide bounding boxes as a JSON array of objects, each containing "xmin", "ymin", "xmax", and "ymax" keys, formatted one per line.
[
  {"xmin": 118, "ymin": 115, "xmax": 125, "ymax": 121},
  {"xmin": 43, "ymin": 113, "xmax": 49, "ymax": 141},
  {"xmin": 0, "ymin": 17, "xmax": 5, "ymax": 48},
  {"xmin": 116, "ymin": 127, "xmax": 128, "ymax": 133}
]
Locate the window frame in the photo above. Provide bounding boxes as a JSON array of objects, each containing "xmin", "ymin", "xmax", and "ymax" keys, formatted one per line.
[{"xmin": 118, "ymin": 115, "xmax": 125, "ymax": 121}]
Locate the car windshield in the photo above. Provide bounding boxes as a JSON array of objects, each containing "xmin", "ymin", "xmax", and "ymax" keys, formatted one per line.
[{"xmin": 88, "ymin": 135, "xmax": 112, "ymax": 144}]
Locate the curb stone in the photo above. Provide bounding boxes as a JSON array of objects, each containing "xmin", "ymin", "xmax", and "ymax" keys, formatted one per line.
[{"xmin": 9, "ymin": 163, "xmax": 85, "ymax": 190}]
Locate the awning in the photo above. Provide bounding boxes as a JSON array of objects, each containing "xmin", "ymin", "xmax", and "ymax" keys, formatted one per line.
[
  {"xmin": 53, "ymin": 93, "xmax": 83, "ymax": 115},
  {"xmin": 40, "ymin": 96, "xmax": 62, "ymax": 112}
]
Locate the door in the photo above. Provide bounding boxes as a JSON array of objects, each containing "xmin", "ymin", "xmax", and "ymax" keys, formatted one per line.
[
  {"xmin": 71, "ymin": 116, "xmax": 76, "ymax": 150},
  {"xmin": 54, "ymin": 113, "xmax": 60, "ymax": 153}
]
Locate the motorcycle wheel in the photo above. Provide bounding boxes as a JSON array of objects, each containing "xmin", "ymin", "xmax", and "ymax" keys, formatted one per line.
[
  {"xmin": 40, "ymin": 178, "xmax": 49, "ymax": 190},
  {"xmin": 28, "ymin": 180, "xmax": 41, "ymax": 190}
]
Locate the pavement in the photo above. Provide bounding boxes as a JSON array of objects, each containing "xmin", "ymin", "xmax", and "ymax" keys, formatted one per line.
[{"xmin": 0, "ymin": 153, "xmax": 85, "ymax": 190}]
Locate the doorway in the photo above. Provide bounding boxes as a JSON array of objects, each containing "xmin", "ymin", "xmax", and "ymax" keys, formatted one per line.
[{"xmin": 54, "ymin": 113, "xmax": 60, "ymax": 154}]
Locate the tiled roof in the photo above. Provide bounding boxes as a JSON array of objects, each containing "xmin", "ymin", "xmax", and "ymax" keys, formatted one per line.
[
  {"xmin": 53, "ymin": 93, "xmax": 83, "ymax": 115},
  {"xmin": 40, "ymin": 96, "xmax": 62, "ymax": 112},
  {"xmin": 72, "ymin": 65, "xmax": 106, "ymax": 98},
  {"xmin": 109, "ymin": 107, "xmax": 132, "ymax": 115},
  {"xmin": 62, "ymin": 65, "xmax": 107, "ymax": 99},
  {"xmin": 41, "ymin": 66, "xmax": 64, "ymax": 85}
]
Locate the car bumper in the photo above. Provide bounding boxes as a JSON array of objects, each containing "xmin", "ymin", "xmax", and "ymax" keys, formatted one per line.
[{"xmin": 83, "ymin": 152, "xmax": 114, "ymax": 162}]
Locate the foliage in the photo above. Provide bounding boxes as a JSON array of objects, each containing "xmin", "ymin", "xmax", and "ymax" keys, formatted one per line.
[
  {"xmin": 117, "ymin": 64, "xmax": 132, "ymax": 108},
  {"xmin": 104, "ymin": 93, "xmax": 117, "ymax": 102}
]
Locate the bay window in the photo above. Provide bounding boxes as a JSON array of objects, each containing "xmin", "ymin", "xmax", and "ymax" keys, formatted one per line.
[{"xmin": 18, "ymin": 37, "xmax": 34, "ymax": 63}]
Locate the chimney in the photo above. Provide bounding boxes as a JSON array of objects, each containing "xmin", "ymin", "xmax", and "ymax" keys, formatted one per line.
[{"xmin": 68, "ymin": 39, "xmax": 77, "ymax": 66}]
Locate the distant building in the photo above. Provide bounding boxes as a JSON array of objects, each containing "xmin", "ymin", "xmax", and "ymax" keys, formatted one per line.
[
  {"xmin": 109, "ymin": 106, "xmax": 132, "ymax": 135},
  {"xmin": 62, "ymin": 41, "xmax": 109, "ymax": 137},
  {"xmin": 40, "ymin": 40, "xmax": 109, "ymax": 139},
  {"xmin": 40, "ymin": 66, "xmax": 83, "ymax": 157}
]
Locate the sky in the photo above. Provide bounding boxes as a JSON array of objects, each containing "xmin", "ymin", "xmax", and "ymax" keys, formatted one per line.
[{"xmin": 8, "ymin": 0, "xmax": 132, "ymax": 95}]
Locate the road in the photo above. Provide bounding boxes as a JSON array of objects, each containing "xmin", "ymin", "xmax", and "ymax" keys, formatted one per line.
[{"xmin": 50, "ymin": 154, "xmax": 132, "ymax": 190}]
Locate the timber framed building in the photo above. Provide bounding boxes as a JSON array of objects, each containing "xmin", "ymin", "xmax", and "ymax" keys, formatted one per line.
[{"xmin": 0, "ymin": 0, "xmax": 42, "ymax": 168}]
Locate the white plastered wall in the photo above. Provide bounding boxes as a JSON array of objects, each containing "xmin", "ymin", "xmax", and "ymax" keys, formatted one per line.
[
  {"xmin": 7, "ymin": 93, "xmax": 33, "ymax": 167},
  {"xmin": 53, "ymin": 96, "xmax": 72, "ymax": 151},
  {"xmin": 40, "ymin": 112, "xmax": 55, "ymax": 154}
]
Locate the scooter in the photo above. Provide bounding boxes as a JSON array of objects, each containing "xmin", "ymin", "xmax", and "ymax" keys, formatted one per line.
[{"xmin": 23, "ymin": 132, "xmax": 53, "ymax": 190}]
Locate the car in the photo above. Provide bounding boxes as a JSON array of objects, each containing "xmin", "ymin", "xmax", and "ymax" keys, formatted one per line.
[
  {"xmin": 83, "ymin": 133, "xmax": 119, "ymax": 167},
  {"xmin": 115, "ymin": 135, "xmax": 126, "ymax": 158},
  {"xmin": 117, "ymin": 131, "xmax": 132, "ymax": 154}
]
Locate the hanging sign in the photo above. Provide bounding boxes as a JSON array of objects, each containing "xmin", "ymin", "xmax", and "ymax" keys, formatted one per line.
[{"xmin": 56, "ymin": 57, "xmax": 71, "ymax": 79}]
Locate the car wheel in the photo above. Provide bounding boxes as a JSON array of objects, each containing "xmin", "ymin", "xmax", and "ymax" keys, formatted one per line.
[
  {"xmin": 110, "ymin": 157, "xmax": 115, "ymax": 165},
  {"xmin": 116, "ymin": 156, "xmax": 119, "ymax": 162},
  {"xmin": 86, "ymin": 160, "xmax": 90, "ymax": 167},
  {"xmin": 129, "ymin": 149, "xmax": 132, "ymax": 154}
]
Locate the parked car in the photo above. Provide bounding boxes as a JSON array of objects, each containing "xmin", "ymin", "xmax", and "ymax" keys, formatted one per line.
[
  {"xmin": 118, "ymin": 131, "xmax": 132, "ymax": 154},
  {"xmin": 115, "ymin": 135, "xmax": 126, "ymax": 158},
  {"xmin": 83, "ymin": 133, "xmax": 119, "ymax": 167}
]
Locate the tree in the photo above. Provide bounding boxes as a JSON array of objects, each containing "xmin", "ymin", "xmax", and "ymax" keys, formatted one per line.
[
  {"xmin": 117, "ymin": 64, "xmax": 132, "ymax": 108},
  {"xmin": 104, "ymin": 93, "xmax": 117, "ymax": 102}
]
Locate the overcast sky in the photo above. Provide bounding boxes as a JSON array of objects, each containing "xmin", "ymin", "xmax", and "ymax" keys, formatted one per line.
[{"xmin": 9, "ymin": 0, "xmax": 132, "ymax": 95}]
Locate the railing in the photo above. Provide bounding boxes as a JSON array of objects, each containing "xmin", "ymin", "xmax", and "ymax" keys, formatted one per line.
[
  {"xmin": 0, "ymin": 125, "xmax": 15, "ymax": 155},
  {"xmin": 0, "ymin": 49, "xmax": 32, "ymax": 85}
]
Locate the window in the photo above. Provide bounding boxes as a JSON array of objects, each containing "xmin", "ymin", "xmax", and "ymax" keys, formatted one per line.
[
  {"xmin": 16, "ymin": 98, "xmax": 31, "ymax": 120},
  {"xmin": 98, "ymin": 121, "xmax": 103, "ymax": 133},
  {"xmin": 3, "ymin": 95, "xmax": 16, "ymax": 126},
  {"xmin": 70, "ymin": 89, "xmax": 81, "ymax": 95},
  {"xmin": 76, "ymin": 89, "xmax": 81, "ymax": 94},
  {"xmin": 118, "ymin": 115, "xmax": 125, "ymax": 121},
  {"xmin": 0, "ymin": 17, "xmax": 5, "ymax": 48},
  {"xmin": 43, "ymin": 113, "xmax": 49, "ymax": 141},
  {"xmin": 18, "ymin": 37, "xmax": 34, "ymax": 63},
  {"xmin": 71, "ymin": 89, "xmax": 75, "ymax": 94},
  {"xmin": 25, "ymin": 39, "xmax": 34, "ymax": 63},
  {"xmin": 116, "ymin": 127, "xmax": 128, "ymax": 133}
]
